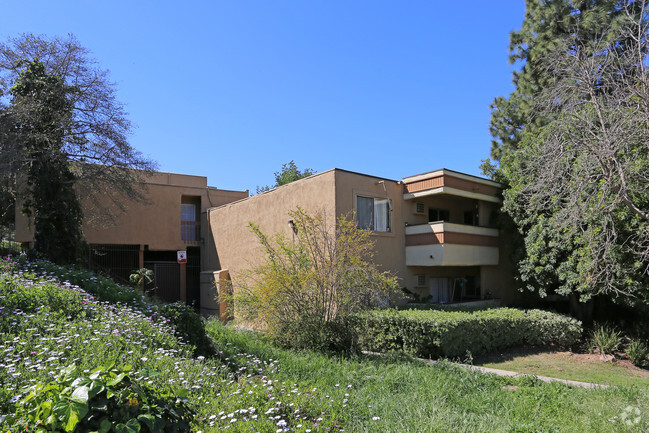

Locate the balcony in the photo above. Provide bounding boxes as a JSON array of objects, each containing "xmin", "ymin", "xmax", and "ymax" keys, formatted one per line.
[
  {"xmin": 405, "ymin": 222, "xmax": 499, "ymax": 267},
  {"xmin": 403, "ymin": 169, "xmax": 501, "ymax": 203},
  {"xmin": 181, "ymin": 221, "xmax": 201, "ymax": 244}
]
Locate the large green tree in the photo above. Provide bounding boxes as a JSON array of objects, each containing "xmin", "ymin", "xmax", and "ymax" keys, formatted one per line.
[
  {"xmin": 0, "ymin": 34, "xmax": 156, "ymax": 263},
  {"xmin": 10, "ymin": 60, "xmax": 83, "ymax": 262},
  {"xmin": 492, "ymin": 1, "xmax": 649, "ymax": 308},
  {"xmin": 489, "ymin": 0, "xmax": 634, "ymax": 164}
]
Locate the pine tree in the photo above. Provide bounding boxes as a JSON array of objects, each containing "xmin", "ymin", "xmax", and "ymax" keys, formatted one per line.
[{"xmin": 489, "ymin": 0, "xmax": 633, "ymax": 163}]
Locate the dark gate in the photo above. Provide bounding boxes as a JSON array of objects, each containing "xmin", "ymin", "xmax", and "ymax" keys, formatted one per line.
[
  {"xmin": 144, "ymin": 261, "xmax": 180, "ymax": 303},
  {"xmin": 87, "ymin": 244, "xmax": 139, "ymax": 285}
]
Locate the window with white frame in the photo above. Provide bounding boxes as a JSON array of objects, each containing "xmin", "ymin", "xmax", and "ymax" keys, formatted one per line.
[{"xmin": 356, "ymin": 196, "xmax": 392, "ymax": 232}]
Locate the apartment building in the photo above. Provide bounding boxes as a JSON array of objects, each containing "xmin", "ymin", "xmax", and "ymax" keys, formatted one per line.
[
  {"xmin": 15, "ymin": 166, "xmax": 522, "ymax": 316},
  {"xmin": 15, "ymin": 171, "xmax": 248, "ymax": 305},
  {"xmin": 201, "ymin": 168, "xmax": 521, "ymax": 316}
]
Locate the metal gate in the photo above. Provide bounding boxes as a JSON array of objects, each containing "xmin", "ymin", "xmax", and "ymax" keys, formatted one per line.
[{"xmin": 144, "ymin": 261, "xmax": 180, "ymax": 303}]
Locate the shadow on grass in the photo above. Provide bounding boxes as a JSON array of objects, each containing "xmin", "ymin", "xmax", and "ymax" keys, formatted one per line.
[{"xmin": 472, "ymin": 345, "xmax": 561, "ymax": 365}]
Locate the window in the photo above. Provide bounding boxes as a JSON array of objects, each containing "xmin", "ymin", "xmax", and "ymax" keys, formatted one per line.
[
  {"xmin": 357, "ymin": 196, "xmax": 392, "ymax": 232},
  {"xmin": 181, "ymin": 203, "xmax": 199, "ymax": 242},
  {"xmin": 463, "ymin": 210, "xmax": 476, "ymax": 225},
  {"xmin": 428, "ymin": 208, "xmax": 450, "ymax": 223},
  {"xmin": 181, "ymin": 204, "xmax": 196, "ymax": 222}
]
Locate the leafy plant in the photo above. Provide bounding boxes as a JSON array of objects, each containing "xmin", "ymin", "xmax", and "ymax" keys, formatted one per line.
[
  {"xmin": 589, "ymin": 324, "xmax": 622, "ymax": 356},
  {"xmin": 129, "ymin": 268, "xmax": 154, "ymax": 288},
  {"xmin": 626, "ymin": 340, "xmax": 649, "ymax": 368},
  {"xmin": 236, "ymin": 207, "xmax": 401, "ymax": 351},
  {"xmin": 4, "ymin": 363, "xmax": 195, "ymax": 432},
  {"xmin": 159, "ymin": 302, "xmax": 214, "ymax": 357}
]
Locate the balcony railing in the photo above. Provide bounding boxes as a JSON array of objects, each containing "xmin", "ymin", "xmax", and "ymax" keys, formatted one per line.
[
  {"xmin": 405, "ymin": 222, "xmax": 499, "ymax": 266},
  {"xmin": 181, "ymin": 221, "xmax": 200, "ymax": 243}
]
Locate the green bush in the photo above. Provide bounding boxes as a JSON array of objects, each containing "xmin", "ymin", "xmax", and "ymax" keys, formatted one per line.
[
  {"xmin": 626, "ymin": 340, "xmax": 649, "ymax": 368},
  {"xmin": 0, "ymin": 274, "xmax": 89, "ymax": 319},
  {"xmin": 272, "ymin": 315, "xmax": 357, "ymax": 353},
  {"xmin": 588, "ymin": 324, "xmax": 622, "ymax": 355},
  {"xmin": 349, "ymin": 307, "xmax": 582, "ymax": 358},
  {"xmin": 4, "ymin": 364, "xmax": 195, "ymax": 432}
]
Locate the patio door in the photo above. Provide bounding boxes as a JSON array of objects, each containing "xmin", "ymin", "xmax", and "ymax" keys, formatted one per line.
[{"xmin": 429, "ymin": 278, "xmax": 450, "ymax": 303}]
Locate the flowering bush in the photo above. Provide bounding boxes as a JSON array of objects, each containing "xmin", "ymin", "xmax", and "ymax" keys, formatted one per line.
[{"xmin": 237, "ymin": 208, "xmax": 401, "ymax": 351}]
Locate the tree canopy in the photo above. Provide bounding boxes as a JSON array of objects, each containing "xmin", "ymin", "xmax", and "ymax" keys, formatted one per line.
[
  {"xmin": 492, "ymin": 1, "xmax": 649, "ymax": 306},
  {"xmin": 255, "ymin": 160, "xmax": 315, "ymax": 194},
  {"xmin": 488, "ymin": 0, "xmax": 635, "ymax": 165},
  {"xmin": 0, "ymin": 34, "xmax": 156, "ymax": 262}
]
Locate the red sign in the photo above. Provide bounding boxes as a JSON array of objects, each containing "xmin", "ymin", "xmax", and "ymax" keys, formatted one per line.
[{"xmin": 177, "ymin": 250, "xmax": 187, "ymax": 263}]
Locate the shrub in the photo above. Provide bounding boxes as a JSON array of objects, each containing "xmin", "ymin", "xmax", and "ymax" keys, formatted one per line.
[
  {"xmin": 589, "ymin": 324, "xmax": 622, "ymax": 355},
  {"xmin": 236, "ymin": 208, "xmax": 401, "ymax": 351},
  {"xmin": 350, "ymin": 307, "xmax": 582, "ymax": 358},
  {"xmin": 4, "ymin": 364, "xmax": 195, "ymax": 432},
  {"xmin": 626, "ymin": 340, "xmax": 649, "ymax": 368},
  {"xmin": 0, "ymin": 275, "xmax": 89, "ymax": 320}
]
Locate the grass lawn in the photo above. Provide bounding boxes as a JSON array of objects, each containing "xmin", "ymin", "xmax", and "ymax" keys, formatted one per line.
[
  {"xmin": 209, "ymin": 322, "xmax": 649, "ymax": 433},
  {"xmin": 475, "ymin": 347, "xmax": 649, "ymax": 388}
]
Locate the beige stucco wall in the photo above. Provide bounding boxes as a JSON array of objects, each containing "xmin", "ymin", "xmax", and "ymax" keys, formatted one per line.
[
  {"xmin": 204, "ymin": 170, "xmax": 338, "ymax": 283},
  {"xmin": 333, "ymin": 170, "xmax": 406, "ymax": 286},
  {"xmin": 15, "ymin": 171, "xmax": 248, "ymax": 251}
]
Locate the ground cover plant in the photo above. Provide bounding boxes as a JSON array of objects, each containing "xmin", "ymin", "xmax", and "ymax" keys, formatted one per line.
[
  {"xmin": 350, "ymin": 307, "xmax": 582, "ymax": 358},
  {"xmin": 0, "ymin": 255, "xmax": 389, "ymax": 431}
]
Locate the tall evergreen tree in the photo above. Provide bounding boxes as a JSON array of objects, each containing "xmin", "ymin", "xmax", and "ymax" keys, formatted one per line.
[
  {"xmin": 11, "ymin": 60, "xmax": 83, "ymax": 263},
  {"xmin": 490, "ymin": 0, "xmax": 649, "ymax": 312},
  {"xmin": 489, "ymin": 0, "xmax": 633, "ymax": 164}
]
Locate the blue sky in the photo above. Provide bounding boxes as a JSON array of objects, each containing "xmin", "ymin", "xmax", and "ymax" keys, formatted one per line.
[{"xmin": 3, "ymin": 1, "xmax": 526, "ymax": 192}]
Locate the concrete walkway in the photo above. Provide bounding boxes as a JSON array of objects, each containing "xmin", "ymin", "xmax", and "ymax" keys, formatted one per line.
[{"xmin": 362, "ymin": 351, "xmax": 610, "ymax": 389}]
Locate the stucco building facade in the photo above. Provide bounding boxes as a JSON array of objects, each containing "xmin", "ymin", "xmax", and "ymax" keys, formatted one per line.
[
  {"xmin": 201, "ymin": 168, "xmax": 521, "ymax": 316},
  {"xmin": 16, "ymin": 166, "xmax": 522, "ymax": 315},
  {"xmin": 15, "ymin": 171, "xmax": 248, "ymax": 305}
]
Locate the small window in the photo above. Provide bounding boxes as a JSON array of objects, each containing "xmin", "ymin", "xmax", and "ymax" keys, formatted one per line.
[
  {"xmin": 181, "ymin": 204, "xmax": 197, "ymax": 222},
  {"xmin": 415, "ymin": 202, "xmax": 425, "ymax": 215},
  {"xmin": 357, "ymin": 196, "xmax": 392, "ymax": 232},
  {"xmin": 416, "ymin": 275, "xmax": 426, "ymax": 286},
  {"xmin": 429, "ymin": 208, "xmax": 449, "ymax": 223}
]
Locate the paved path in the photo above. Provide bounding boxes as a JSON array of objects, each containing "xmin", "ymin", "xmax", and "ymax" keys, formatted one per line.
[{"xmin": 362, "ymin": 351, "xmax": 610, "ymax": 389}]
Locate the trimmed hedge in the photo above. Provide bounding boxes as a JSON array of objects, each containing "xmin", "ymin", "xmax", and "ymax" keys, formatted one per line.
[{"xmin": 350, "ymin": 307, "xmax": 582, "ymax": 358}]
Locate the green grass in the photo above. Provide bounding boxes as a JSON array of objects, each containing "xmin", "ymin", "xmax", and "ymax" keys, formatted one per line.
[
  {"xmin": 2, "ymin": 255, "xmax": 649, "ymax": 432},
  {"xmin": 475, "ymin": 349, "xmax": 649, "ymax": 388},
  {"xmin": 207, "ymin": 322, "xmax": 649, "ymax": 433}
]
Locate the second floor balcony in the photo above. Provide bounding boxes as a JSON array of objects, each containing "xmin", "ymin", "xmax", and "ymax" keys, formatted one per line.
[{"xmin": 405, "ymin": 222, "xmax": 499, "ymax": 267}]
